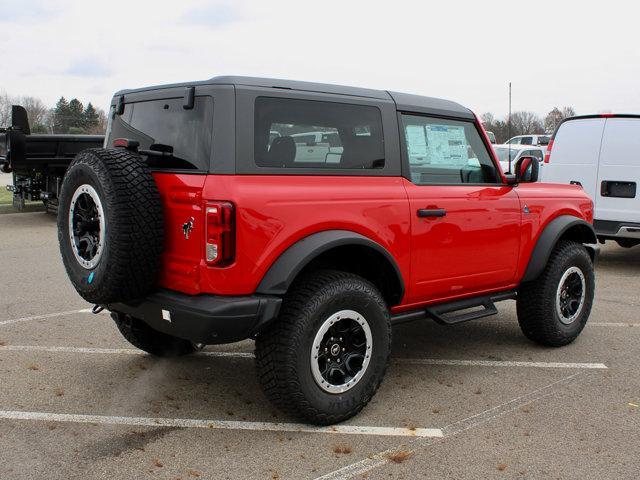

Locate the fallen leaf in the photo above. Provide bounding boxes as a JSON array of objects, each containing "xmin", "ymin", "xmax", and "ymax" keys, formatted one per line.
[
  {"xmin": 28, "ymin": 364, "xmax": 39, "ymax": 371},
  {"xmin": 333, "ymin": 444, "xmax": 352, "ymax": 454},
  {"xmin": 387, "ymin": 450, "xmax": 413, "ymax": 464},
  {"xmin": 497, "ymin": 463, "xmax": 507, "ymax": 471},
  {"xmin": 153, "ymin": 459, "xmax": 163, "ymax": 468},
  {"xmin": 53, "ymin": 387, "xmax": 64, "ymax": 397}
]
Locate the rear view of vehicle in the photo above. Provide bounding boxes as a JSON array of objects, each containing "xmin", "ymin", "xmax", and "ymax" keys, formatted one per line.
[{"xmin": 542, "ymin": 115, "xmax": 640, "ymax": 247}]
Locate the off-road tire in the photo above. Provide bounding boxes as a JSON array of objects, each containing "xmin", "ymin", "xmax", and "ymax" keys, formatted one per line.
[
  {"xmin": 58, "ymin": 148, "xmax": 163, "ymax": 304},
  {"xmin": 112, "ymin": 313, "xmax": 201, "ymax": 357},
  {"xmin": 255, "ymin": 270, "xmax": 391, "ymax": 425},
  {"xmin": 517, "ymin": 240, "xmax": 594, "ymax": 347}
]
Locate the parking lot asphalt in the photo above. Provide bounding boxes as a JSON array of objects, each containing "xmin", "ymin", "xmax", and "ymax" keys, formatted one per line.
[{"xmin": 0, "ymin": 211, "xmax": 638, "ymax": 479}]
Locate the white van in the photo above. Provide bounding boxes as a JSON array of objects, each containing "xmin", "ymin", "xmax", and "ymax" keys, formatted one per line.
[{"xmin": 542, "ymin": 114, "xmax": 640, "ymax": 247}]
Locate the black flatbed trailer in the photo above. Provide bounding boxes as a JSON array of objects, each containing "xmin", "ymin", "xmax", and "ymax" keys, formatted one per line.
[{"xmin": 1, "ymin": 105, "xmax": 104, "ymax": 212}]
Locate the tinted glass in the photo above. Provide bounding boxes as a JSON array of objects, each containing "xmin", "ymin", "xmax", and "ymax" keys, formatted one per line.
[
  {"xmin": 254, "ymin": 97, "xmax": 384, "ymax": 169},
  {"xmin": 401, "ymin": 115, "xmax": 499, "ymax": 185},
  {"xmin": 520, "ymin": 136, "xmax": 533, "ymax": 145},
  {"xmin": 109, "ymin": 97, "xmax": 213, "ymax": 170}
]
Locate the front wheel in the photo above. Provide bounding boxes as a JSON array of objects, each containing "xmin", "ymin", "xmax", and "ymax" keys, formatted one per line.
[
  {"xmin": 255, "ymin": 270, "xmax": 391, "ymax": 425},
  {"xmin": 517, "ymin": 241, "xmax": 595, "ymax": 347}
]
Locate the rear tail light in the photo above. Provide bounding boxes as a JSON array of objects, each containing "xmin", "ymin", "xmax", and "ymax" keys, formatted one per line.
[
  {"xmin": 543, "ymin": 139, "xmax": 554, "ymax": 163},
  {"xmin": 205, "ymin": 202, "xmax": 235, "ymax": 266}
]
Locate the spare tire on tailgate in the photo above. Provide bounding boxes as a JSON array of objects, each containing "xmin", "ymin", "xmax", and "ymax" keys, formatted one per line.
[{"xmin": 57, "ymin": 148, "xmax": 164, "ymax": 304}]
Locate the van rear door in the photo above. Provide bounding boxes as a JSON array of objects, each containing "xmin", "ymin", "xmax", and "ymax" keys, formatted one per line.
[
  {"xmin": 596, "ymin": 118, "xmax": 640, "ymax": 223},
  {"xmin": 543, "ymin": 118, "xmax": 605, "ymax": 201}
]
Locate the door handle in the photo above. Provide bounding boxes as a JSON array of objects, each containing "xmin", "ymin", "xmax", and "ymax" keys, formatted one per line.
[{"xmin": 417, "ymin": 208, "xmax": 447, "ymax": 218}]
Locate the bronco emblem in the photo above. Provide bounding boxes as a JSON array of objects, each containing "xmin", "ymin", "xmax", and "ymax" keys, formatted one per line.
[{"xmin": 182, "ymin": 217, "xmax": 194, "ymax": 239}]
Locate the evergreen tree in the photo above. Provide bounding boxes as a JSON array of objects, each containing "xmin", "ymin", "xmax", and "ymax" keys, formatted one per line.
[
  {"xmin": 67, "ymin": 98, "xmax": 85, "ymax": 130},
  {"xmin": 83, "ymin": 102, "xmax": 99, "ymax": 131},
  {"xmin": 52, "ymin": 97, "xmax": 71, "ymax": 133}
]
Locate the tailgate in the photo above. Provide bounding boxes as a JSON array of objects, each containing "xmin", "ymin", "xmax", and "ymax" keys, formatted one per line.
[{"xmin": 153, "ymin": 172, "xmax": 206, "ymax": 294}]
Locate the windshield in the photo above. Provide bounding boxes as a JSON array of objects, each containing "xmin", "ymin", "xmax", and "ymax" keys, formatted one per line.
[{"xmin": 493, "ymin": 147, "xmax": 520, "ymax": 162}]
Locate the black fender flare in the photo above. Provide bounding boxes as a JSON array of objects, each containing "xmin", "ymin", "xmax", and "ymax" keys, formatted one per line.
[
  {"xmin": 256, "ymin": 229, "xmax": 405, "ymax": 301},
  {"xmin": 522, "ymin": 215, "xmax": 597, "ymax": 282}
]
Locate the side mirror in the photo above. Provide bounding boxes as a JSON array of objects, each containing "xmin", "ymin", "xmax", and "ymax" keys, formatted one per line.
[{"xmin": 515, "ymin": 156, "xmax": 539, "ymax": 183}]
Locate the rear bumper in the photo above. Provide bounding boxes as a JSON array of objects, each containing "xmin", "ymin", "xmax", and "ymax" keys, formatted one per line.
[
  {"xmin": 594, "ymin": 220, "xmax": 640, "ymax": 239},
  {"xmin": 108, "ymin": 289, "xmax": 282, "ymax": 345}
]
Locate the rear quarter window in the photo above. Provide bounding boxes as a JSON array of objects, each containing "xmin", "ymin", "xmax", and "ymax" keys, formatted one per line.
[
  {"xmin": 109, "ymin": 96, "xmax": 213, "ymax": 171},
  {"xmin": 254, "ymin": 97, "xmax": 385, "ymax": 170}
]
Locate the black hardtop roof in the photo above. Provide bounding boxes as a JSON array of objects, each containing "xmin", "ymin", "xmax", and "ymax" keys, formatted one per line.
[{"xmin": 114, "ymin": 76, "xmax": 474, "ymax": 118}]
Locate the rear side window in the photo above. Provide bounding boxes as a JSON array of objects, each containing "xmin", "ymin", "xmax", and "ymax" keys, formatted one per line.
[
  {"xmin": 254, "ymin": 97, "xmax": 385, "ymax": 169},
  {"xmin": 519, "ymin": 136, "xmax": 533, "ymax": 145},
  {"xmin": 109, "ymin": 97, "xmax": 213, "ymax": 170},
  {"xmin": 401, "ymin": 115, "xmax": 499, "ymax": 185}
]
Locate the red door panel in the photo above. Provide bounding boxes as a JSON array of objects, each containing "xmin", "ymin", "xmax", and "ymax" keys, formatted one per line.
[{"xmin": 404, "ymin": 179, "xmax": 521, "ymax": 303}]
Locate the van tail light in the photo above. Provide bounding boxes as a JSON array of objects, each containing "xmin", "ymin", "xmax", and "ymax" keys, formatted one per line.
[
  {"xmin": 205, "ymin": 202, "xmax": 235, "ymax": 266},
  {"xmin": 543, "ymin": 139, "xmax": 554, "ymax": 163}
]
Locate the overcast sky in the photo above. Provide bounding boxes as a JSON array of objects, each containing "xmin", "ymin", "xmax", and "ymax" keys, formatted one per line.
[{"xmin": 2, "ymin": 0, "xmax": 639, "ymax": 118}]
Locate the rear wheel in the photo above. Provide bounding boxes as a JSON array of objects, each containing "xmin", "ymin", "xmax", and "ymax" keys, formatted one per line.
[
  {"xmin": 112, "ymin": 313, "xmax": 201, "ymax": 357},
  {"xmin": 517, "ymin": 241, "xmax": 594, "ymax": 347},
  {"xmin": 255, "ymin": 270, "xmax": 391, "ymax": 425}
]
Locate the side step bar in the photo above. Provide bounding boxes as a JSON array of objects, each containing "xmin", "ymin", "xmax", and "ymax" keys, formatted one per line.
[{"xmin": 391, "ymin": 291, "xmax": 517, "ymax": 326}]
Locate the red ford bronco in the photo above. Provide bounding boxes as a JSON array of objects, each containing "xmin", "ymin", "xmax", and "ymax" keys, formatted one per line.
[{"xmin": 57, "ymin": 77, "xmax": 597, "ymax": 425}]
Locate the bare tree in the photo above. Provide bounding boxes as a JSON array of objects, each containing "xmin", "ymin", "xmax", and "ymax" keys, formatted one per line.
[
  {"xmin": 544, "ymin": 106, "xmax": 576, "ymax": 133},
  {"xmin": 19, "ymin": 96, "xmax": 49, "ymax": 129},
  {"xmin": 0, "ymin": 92, "xmax": 51, "ymax": 132},
  {"xmin": 480, "ymin": 113, "xmax": 510, "ymax": 143},
  {"xmin": 508, "ymin": 111, "xmax": 545, "ymax": 137},
  {"xmin": 0, "ymin": 91, "xmax": 12, "ymax": 127}
]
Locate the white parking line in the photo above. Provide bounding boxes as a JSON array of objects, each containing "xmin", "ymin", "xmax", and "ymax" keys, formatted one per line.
[
  {"xmin": 0, "ymin": 345, "xmax": 254, "ymax": 358},
  {"xmin": 590, "ymin": 322, "xmax": 640, "ymax": 327},
  {"xmin": 0, "ymin": 345, "xmax": 607, "ymax": 369},
  {"xmin": 395, "ymin": 358, "xmax": 608, "ymax": 369},
  {"xmin": 0, "ymin": 309, "xmax": 92, "ymax": 327},
  {"xmin": 313, "ymin": 373, "xmax": 582, "ymax": 480},
  {"xmin": 0, "ymin": 410, "xmax": 443, "ymax": 438}
]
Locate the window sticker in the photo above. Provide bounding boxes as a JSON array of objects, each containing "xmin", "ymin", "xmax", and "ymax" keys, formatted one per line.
[
  {"xmin": 405, "ymin": 125, "xmax": 428, "ymax": 164},
  {"xmin": 425, "ymin": 125, "xmax": 468, "ymax": 166}
]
